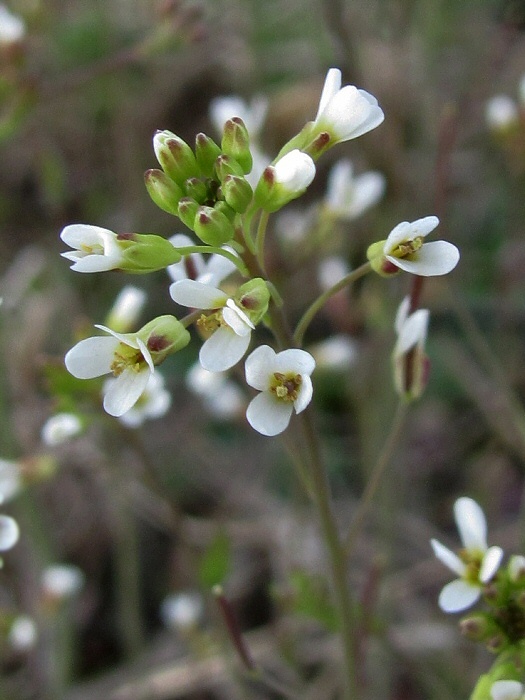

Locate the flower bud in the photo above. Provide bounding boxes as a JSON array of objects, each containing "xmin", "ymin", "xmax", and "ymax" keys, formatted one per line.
[
  {"xmin": 138, "ymin": 315, "xmax": 191, "ymax": 363},
  {"xmin": 459, "ymin": 614, "xmax": 492, "ymax": 642},
  {"xmin": 254, "ymin": 149, "xmax": 316, "ymax": 213},
  {"xmin": 195, "ymin": 132, "xmax": 222, "ymax": 177},
  {"xmin": 213, "ymin": 200, "xmax": 236, "ymax": 222},
  {"xmin": 193, "ymin": 206, "xmax": 234, "ymax": 245},
  {"xmin": 214, "ymin": 153, "xmax": 245, "ymax": 181},
  {"xmin": 178, "ymin": 197, "xmax": 200, "ymax": 229},
  {"xmin": 154, "ymin": 130, "xmax": 198, "ymax": 186},
  {"xmin": 221, "ymin": 175, "xmax": 253, "ymax": 213},
  {"xmin": 144, "ymin": 168, "xmax": 183, "ymax": 216},
  {"xmin": 184, "ymin": 177, "xmax": 208, "ymax": 203},
  {"xmin": 234, "ymin": 278, "xmax": 270, "ymax": 325},
  {"xmin": 393, "ymin": 300, "xmax": 430, "ymax": 402},
  {"xmin": 221, "ymin": 117, "xmax": 253, "ymax": 174},
  {"xmin": 118, "ymin": 233, "xmax": 182, "ymax": 273},
  {"xmin": 508, "ymin": 555, "xmax": 525, "ymax": 583}
]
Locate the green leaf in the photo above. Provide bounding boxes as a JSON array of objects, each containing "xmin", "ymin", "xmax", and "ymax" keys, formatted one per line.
[{"xmin": 198, "ymin": 530, "xmax": 231, "ymax": 589}]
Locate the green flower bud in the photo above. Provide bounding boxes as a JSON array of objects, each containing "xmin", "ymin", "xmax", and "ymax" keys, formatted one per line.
[
  {"xmin": 213, "ymin": 200, "xmax": 236, "ymax": 222},
  {"xmin": 234, "ymin": 278, "xmax": 270, "ymax": 325},
  {"xmin": 154, "ymin": 130, "xmax": 198, "ymax": 186},
  {"xmin": 178, "ymin": 197, "xmax": 200, "ymax": 229},
  {"xmin": 221, "ymin": 117, "xmax": 253, "ymax": 174},
  {"xmin": 184, "ymin": 177, "xmax": 208, "ymax": 203},
  {"xmin": 221, "ymin": 175, "xmax": 253, "ymax": 214},
  {"xmin": 459, "ymin": 614, "xmax": 493, "ymax": 642},
  {"xmin": 215, "ymin": 154, "xmax": 245, "ymax": 181},
  {"xmin": 138, "ymin": 315, "xmax": 190, "ymax": 363},
  {"xmin": 193, "ymin": 205, "xmax": 234, "ymax": 245},
  {"xmin": 144, "ymin": 168, "xmax": 182, "ymax": 216},
  {"xmin": 118, "ymin": 233, "xmax": 181, "ymax": 273},
  {"xmin": 195, "ymin": 132, "xmax": 222, "ymax": 178},
  {"xmin": 254, "ymin": 150, "xmax": 315, "ymax": 213}
]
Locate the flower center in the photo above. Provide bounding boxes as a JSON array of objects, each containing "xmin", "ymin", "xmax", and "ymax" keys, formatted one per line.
[
  {"xmin": 459, "ymin": 549, "xmax": 483, "ymax": 584},
  {"xmin": 390, "ymin": 236, "xmax": 423, "ymax": 259},
  {"xmin": 81, "ymin": 243, "xmax": 104, "ymax": 256},
  {"xmin": 270, "ymin": 372, "xmax": 302, "ymax": 402},
  {"xmin": 196, "ymin": 312, "xmax": 223, "ymax": 334},
  {"xmin": 110, "ymin": 344, "xmax": 146, "ymax": 377}
]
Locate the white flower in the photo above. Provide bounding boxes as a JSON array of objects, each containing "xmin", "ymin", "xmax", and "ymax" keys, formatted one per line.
[
  {"xmin": 393, "ymin": 296, "xmax": 430, "ymax": 400},
  {"xmin": 186, "ymin": 362, "xmax": 244, "ymax": 419},
  {"xmin": 325, "ymin": 159, "xmax": 385, "ymax": 220},
  {"xmin": 491, "ymin": 681, "xmax": 525, "ymax": 700},
  {"xmin": 42, "ymin": 564, "xmax": 84, "ymax": 599},
  {"xmin": 160, "ymin": 591, "xmax": 203, "ymax": 631},
  {"xmin": 272, "ymin": 149, "xmax": 316, "ymax": 192},
  {"xmin": 245, "ymin": 345, "xmax": 315, "ymax": 436},
  {"xmin": 0, "ymin": 514, "xmax": 19, "ymax": 552},
  {"xmin": 110, "ymin": 371, "xmax": 171, "ymax": 428},
  {"xmin": 486, "ymin": 95, "xmax": 519, "ymax": 131},
  {"xmin": 170, "ymin": 280, "xmax": 254, "ymax": 372},
  {"xmin": 313, "ymin": 68, "xmax": 384, "ymax": 145},
  {"xmin": 167, "ymin": 234, "xmax": 237, "ymax": 286},
  {"xmin": 0, "ymin": 4, "xmax": 25, "ymax": 45},
  {"xmin": 310, "ymin": 335, "xmax": 358, "ymax": 371},
  {"xmin": 64, "ymin": 325, "xmax": 155, "ymax": 417},
  {"xmin": 509, "ymin": 554, "xmax": 525, "ymax": 582},
  {"xmin": 381, "ymin": 216, "xmax": 459, "ymax": 276},
  {"xmin": 41, "ymin": 413, "xmax": 83, "ymax": 446},
  {"xmin": 431, "ymin": 497, "xmax": 503, "ymax": 613},
  {"xmin": 317, "ymin": 255, "xmax": 350, "ymax": 292},
  {"xmin": 105, "ymin": 285, "xmax": 147, "ymax": 334},
  {"xmin": 0, "ymin": 459, "xmax": 22, "ymax": 503},
  {"xmin": 60, "ymin": 224, "xmax": 124, "ymax": 273},
  {"xmin": 8, "ymin": 615, "xmax": 38, "ymax": 651},
  {"xmin": 209, "ymin": 95, "xmax": 268, "ymax": 140}
]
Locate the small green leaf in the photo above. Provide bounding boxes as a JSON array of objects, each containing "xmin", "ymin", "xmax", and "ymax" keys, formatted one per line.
[{"xmin": 198, "ymin": 530, "xmax": 231, "ymax": 589}]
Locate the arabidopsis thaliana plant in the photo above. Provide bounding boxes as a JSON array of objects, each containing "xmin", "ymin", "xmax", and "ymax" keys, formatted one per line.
[
  {"xmin": 393, "ymin": 296, "xmax": 430, "ymax": 400},
  {"xmin": 325, "ymin": 159, "xmax": 385, "ymax": 220},
  {"xmin": 60, "ymin": 224, "xmax": 124, "ymax": 273},
  {"xmin": 491, "ymin": 681, "xmax": 525, "ymax": 700},
  {"xmin": 368, "ymin": 216, "xmax": 460, "ymax": 277},
  {"xmin": 245, "ymin": 345, "xmax": 315, "ymax": 436},
  {"xmin": 167, "ymin": 234, "xmax": 237, "ymax": 286},
  {"xmin": 109, "ymin": 371, "xmax": 171, "ymax": 428},
  {"xmin": 41, "ymin": 413, "xmax": 83, "ymax": 446},
  {"xmin": 431, "ymin": 497, "xmax": 503, "ymax": 613},
  {"xmin": 313, "ymin": 68, "xmax": 384, "ymax": 145},
  {"xmin": 170, "ymin": 280, "xmax": 254, "ymax": 372},
  {"xmin": 65, "ymin": 325, "xmax": 155, "ymax": 416}
]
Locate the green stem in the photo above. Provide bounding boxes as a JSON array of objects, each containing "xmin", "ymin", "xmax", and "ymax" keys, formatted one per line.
[
  {"xmin": 293, "ymin": 262, "xmax": 372, "ymax": 346},
  {"xmin": 255, "ymin": 210, "xmax": 270, "ymax": 273},
  {"xmin": 344, "ymin": 400, "xmax": 408, "ymax": 558},
  {"xmin": 176, "ymin": 245, "xmax": 249, "ymax": 277}
]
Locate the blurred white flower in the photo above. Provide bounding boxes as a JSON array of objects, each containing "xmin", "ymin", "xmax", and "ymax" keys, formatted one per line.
[
  {"xmin": 0, "ymin": 459, "xmax": 22, "ymax": 503},
  {"xmin": 491, "ymin": 681, "xmax": 525, "ymax": 700},
  {"xmin": 310, "ymin": 335, "xmax": 358, "ymax": 371},
  {"xmin": 317, "ymin": 255, "xmax": 350, "ymax": 292},
  {"xmin": 41, "ymin": 413, "xmax": 83, "ymax": 446},
  {"xmin": 431, "ymin": 497, "xmax": 503, "ymax": 613},
  {"xmin": 41, "ymin": 564, "xmax": 84, "ymax": 600},
  {"xmin": 160, "ymin": 591, "xmax": 203, "ymax": 632},
  {"xmin": 486, "ymin": 95, "xmax": 519, "ymax": 131},
  {"xmin": 8, "ymin": 615, "xmax": 38, "ymax": 651},
  {"xmin": 209, "ymin": 95, "xmax": 268, "ymax": 140},
  {"xmin": 111, "ymin": 371, "xmax": 171, "ymax": 428},
  {"xmin": 167, "ymin": 233, "xmax": 237, "ymax": 287},
  {"xmin": 104, "ymin": 285, "xmax": 147, "ymax": 334},
  {"xmin": 0, "ymin": 4, "xmax": 25, "ymax": 45},
  {"xmin": 508, "ymin": 554, "xmax": 525, "ymax": 583},
  {"xmin": 393, "ymin": 296, "xmax": 430, "ymax": 400},
  {"xmin": 325, "ymin": 159, "xmax": 385, "ymax": 220},
  {"xmin": 0, "ymin": 514, "xmax": 19, "ymax": 553},
  {"xmin": 186, "ymin": 362, "xmax": 244, "ymax": 419}
]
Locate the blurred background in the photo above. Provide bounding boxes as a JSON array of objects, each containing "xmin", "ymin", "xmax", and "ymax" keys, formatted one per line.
[{"xmin": 2, "ymin": 0, "xmax": 525, "ymax": 698}]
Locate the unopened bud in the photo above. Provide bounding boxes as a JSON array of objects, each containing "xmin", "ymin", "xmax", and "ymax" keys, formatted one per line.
[
  {"xmin": 214, "ymin": 154, "xmax": 245, "ymax": 181},
  {"xmin": 235, "ymin": 278, "xmax": 270, "ymax": 325},
  {"xmin": 178, "ymin": 197, "xmax": 200, "ymax": 229},
  {"xmin": 485, "ymin": 633, "xmax": 506, "ymax": 654},
  {"xmin": 254, "ymin": 149, "xmax": 316, "ymax": 213},
  {"xmin": 459, "ymin": 614, "xmax": 491, "ymax": 642},
  {"xmin": 195, "ymin": 132, "xmax": 222, "ymax": 177},
  {"xmin": 221, "ymin": 175, "xmax": 253, "ymax": 213},
  {"xmin": 221, "ymin": 117, "xmax": 253, "ymax": 174},
  {"xmin": 154, "ymin": 130, "xmax": 198, "ymax": 186},
  {"xmin": 138, "ymin": 315, "xmax": 191, "ymax": 363},
  {"xmin": 118, "ymin": 233, "xmax": 181, "ymax": 273},
  {"xmin": 144, "ymin": 168, "xmax": 182, "ymax": 216},
  {"xmin": 193, "ymin": 205, "xmax": 234, "ymax": 245},
  {"xmin": 184, "ymin": 177, "xmax": 208, "ymax": 203}
]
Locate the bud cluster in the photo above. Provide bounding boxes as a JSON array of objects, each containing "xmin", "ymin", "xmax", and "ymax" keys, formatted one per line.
[{"xmin": 145, "ymin": 120, "xmax": 254, "ymax": 246}]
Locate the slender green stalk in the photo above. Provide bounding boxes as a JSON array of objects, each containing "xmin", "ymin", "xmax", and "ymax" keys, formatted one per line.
[
  {"xmin": 293, "ymin": 262, "xmax": 372, "ymax": 346},
  {"xmin": 344, "ymin": 400, "xmax": 408, "ymax": 558},
  {"xmin": 255, "ymin": 210, "xmax": 270, "ymax": 273},
  {"xmin": 176, "ymin": 245, "xmax": 249, "ymax": 277}
]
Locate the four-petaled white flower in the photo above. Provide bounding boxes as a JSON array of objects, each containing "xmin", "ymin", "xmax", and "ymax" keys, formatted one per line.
[
  {"xmin": 108, "ymin": 371, "xmax": 172, "ymax": 428},
  {"xmin": 325, "ymin": 159, "xmax": 385, "ymax": 220},
  {"xmin": 41, "ymin": 413, "xmax": 83, "ymax": 446},
  {"xmin": 431, "ymin": 497, "xmax": 503, "ymax": 613},
  {"xmin": 170, "ymin": 280, "xmax": 254, "ymax": 372},
  {"xmin": 167, "ymin": 234, "xmax": 237, "ymax": 287},
  {"xmin": 65, "ymin": 325, "xmax": 155, "ymax": 417},
  {"xmin": 375, "ymin": 216, "xmax": 460, "ymax": 277},
  {"xmin": 393, "ymin": 296, "xmax": 430, "ymax": 400},
  {"xmin": 245, "ymin": 345, "xmax": 315, "ymax": 436},
  {"xmin": 60, "ymin": 224, "xmax": 124, "ymax": 273},
  {"xmin": 313, "ymin": 68, "xmax": 384, "ymax": 145},
  {"xmin": 491, "ymin": 681, "xmax": 525, "ymax": 700}
]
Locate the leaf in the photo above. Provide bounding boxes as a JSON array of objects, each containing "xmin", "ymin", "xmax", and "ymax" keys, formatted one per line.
[{"xmin": 198, "ymin": 530, "xmax": 231, "ymax": 589}]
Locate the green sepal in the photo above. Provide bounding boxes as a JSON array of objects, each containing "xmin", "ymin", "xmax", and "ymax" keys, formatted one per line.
[
  {"xmin": 234, "ymin": 278, "xmax": 270, "ymax": 325},
  {"xmin": 118, "ymin": 233, "xmax": 181, "ymax": 273},
  {"xmin": 138, "ymin": 315, "xmax": 191, "ymax": 363},
  {"xmin": 144, "ymin": 168, "xmax": 182, "ymax": 216}
]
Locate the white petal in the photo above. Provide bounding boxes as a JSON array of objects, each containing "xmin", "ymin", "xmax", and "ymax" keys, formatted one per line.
[
  {"xmin": 170, "ymin": 280, "xmax": 226, "ymax": 309},
  {"xmin": 199, "ymin": 327, "xmax": 251, "ymax": 372},
  {"xmin": 274, "ymin": 348, "xmax": 316, "ymax": 376},
  {"xmin": 167, "ymin": 234, "xmax": 207, "ymax": 283},
  {"xmin": 201, "ymin": 247, "xmax": 237, "ymax": 286},
  {"xmin": 294, "ymin": 374, "xmax": 313, "ymax": 414},
  {"xmin": 137, "ymin": 337, "xmax": 154, "ymax": 373},
  {"xmin": 438, "ymin": 579, "xmax": 480, "ymax": 613},
  {"xmin": 245, "ymin": 345, "xmax": 276, "ymax": 390},
  {"xmin": 0, "ymin": 460, "xmax": 22, "ymax": 503},
  {"xmin": 63, "ymin": 253, "xmax": 120, "ymax": 273},
  {"xmin": 387, "ymin": 241, "xmax": 460, "ymax": 277},
  {"xmin": 490, "ymin": 681, "xmax": 525, "ymax": 700},
  {"xmin": 385, "ymin": 216, "xmax": 440, "ymax": 250},
  {"xmin": 315, "ymin": 68, "xmax": 342, "ymax": 120},
  {"xmin": 94, "ymin": 325, "xmax": 140, "ymax": 349},
  {"xmin": 394, "ymin": 309, "xmax": 429, "ymax": 356},
  {"xmin": 273, "ymin": 150, "xmax": 316, "ymax": 191},
  {"xmin": 222, "ymin": 299, "xmax": 254, "ymax": 335},
  {"xmin": 103, "ymin": 368, "xmax": 151, "ymax": 416},
  {"xmin": 343, "ymin": 171, "xmax": 385, "ymax": 219},
  {"xmin": 454, "ymin": 497, "xmax": 488, "ymax": 551},
  {"xmin": 0, "ymin": 515, "xmax": 19, "ymax": 551},
  {"xmin": 60, "ymin": 224, "xmax": 114, "ymax": 248},
  {"xmin": 65, "ymin": 336, "xmax": 118, "ymax": 379},
  {"xmin": 480, "ymin": 546, "xmax": 504, "ymax": 582},
  {"xmin": 246, "ymin": 391, "xmax": 294, "ymax": 436},
  {"xmin": 394, "ymin": 296, "xmax": 411, "ymax": 335},
  {"xmin": 430, "ymin": 539, "xmax": 466, "ymax": 576}
]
